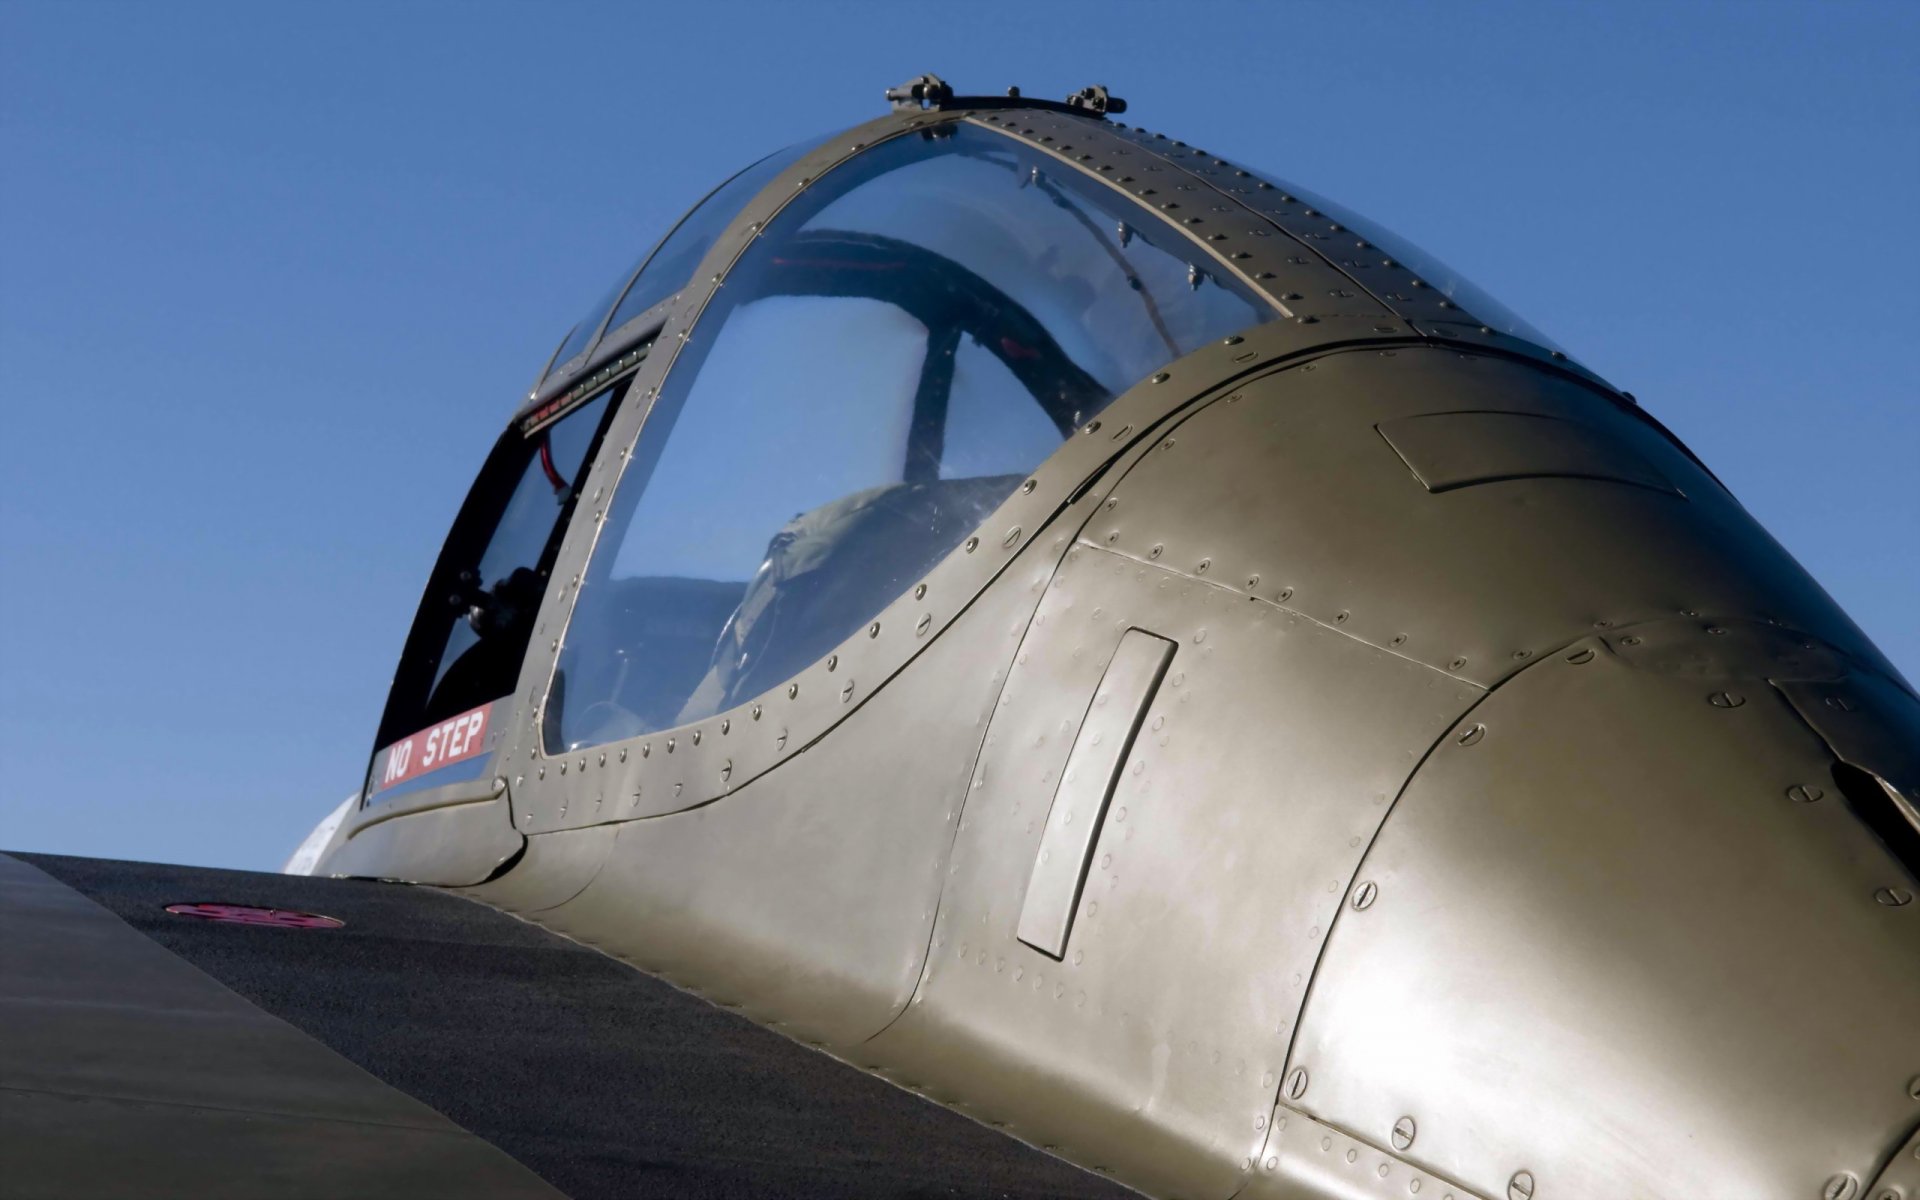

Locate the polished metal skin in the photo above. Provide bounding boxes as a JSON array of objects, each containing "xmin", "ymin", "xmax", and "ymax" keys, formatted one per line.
[{"xmin": 309, "ymin": 82, "xmax": 1920, "ymax": 1199}]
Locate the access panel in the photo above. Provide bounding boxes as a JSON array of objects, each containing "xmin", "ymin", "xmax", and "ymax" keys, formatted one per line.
[{"xmin": 1018, "ymin": 630, "xmax": 1175, "ymax": 959}]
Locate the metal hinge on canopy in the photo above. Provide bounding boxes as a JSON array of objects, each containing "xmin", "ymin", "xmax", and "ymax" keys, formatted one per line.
[{"xmin": 885, "ymin": 74, "xmax": 1128, "ymax": 119}]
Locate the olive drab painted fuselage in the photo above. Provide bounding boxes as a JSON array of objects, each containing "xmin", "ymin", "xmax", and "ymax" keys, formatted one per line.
[{"xmin": 305, "ymin": 83, "xmax": 1920, "ymax": 1200}]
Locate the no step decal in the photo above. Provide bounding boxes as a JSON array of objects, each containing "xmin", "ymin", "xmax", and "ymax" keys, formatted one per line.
[{"xmin": 371, "ymin": 701, "xmax": 495, "ymax": 797}]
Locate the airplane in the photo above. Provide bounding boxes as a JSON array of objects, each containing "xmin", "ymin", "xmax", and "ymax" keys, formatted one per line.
[{"xmin": 6, "ymin": 75, "xmax": 1917, "ymax": 1200}]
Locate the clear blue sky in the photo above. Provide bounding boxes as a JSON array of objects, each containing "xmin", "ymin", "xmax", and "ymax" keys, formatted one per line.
[{"xmin": 3, "ymin": 1, "xmax": 1915, "ymax": 870}]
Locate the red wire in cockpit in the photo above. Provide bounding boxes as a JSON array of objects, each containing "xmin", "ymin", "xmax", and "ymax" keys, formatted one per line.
[{"xmin": 538, "ymin": 437, "xmax": 568, "ymax": 493}]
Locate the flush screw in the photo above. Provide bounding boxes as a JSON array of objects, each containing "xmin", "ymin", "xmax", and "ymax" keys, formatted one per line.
[
  {"xmin": 1352, "ymin": 881, "xmax": 1377, "ymax": 910},
  {"xmin": 1508, "ymin": 1170, "xmax": 1536, "ymax": 1200},
  {"xmin": 1284, "ymin": 1067, "xmax": 1308, "ymax": 1099},
  {"xmin": 1876, "ymin": 887, "xmax": 1914, "ymax": 907},
  {"xmin": 1824, "ymin": 1173, "xmax": 1859, "ymax": 1200},
  {"xmin": 1787, "ymin": 784, "xmax": 1825, "ymax": 804},
  {"xmin": 1391, "ymin": 1116, "xmax": 1416, "ymax": 1150},
  {"xmin": 1708, "ymin": 691, "xmax": 1746, "ymax": 709}
]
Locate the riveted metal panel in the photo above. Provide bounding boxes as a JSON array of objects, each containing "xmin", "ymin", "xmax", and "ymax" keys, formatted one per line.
[
  {"xmin": 1240, "ymin": 1102, "xmax": 1490, "ymax": 1200},
  {"xmin": 519, "ymin": 523, "xmax": 1076, "ymax": 1047},
  {"xmin": 1377, "ymin": 409, "xmax": 1678, "ymax": 495},
  {"xmin": 1103, "ymin": 125, "xmax": 1606, "ymax": 389},
  {"xmin": 865, "ymin": 544, "xmax": 1478, "ymax": 1198},
  {"xmin": 964, "ymin": 110, "xmax": 1412, "ymax": 335},
  {"xmin": 1289, "ymin": 637, "xmax": 1920, "ymax": 1198},
  {"xmin": 1090, "ymin": 345, "xmax": 1899, "ymax": 689},
  {"xmin": 1601, "ymin": 611, "xmax": 1850, "ymax": 683},
  {"xmin": 504, "ymin": 316, "xmax": 1416, "ymax": 837},
  {"xmin": 1778, "ymin": 671, "xmax": 1920, "ymax": 804},
  {"xmin": 322, "ymin": 784, "xmax": 519, "ymax": 887},
  {"xmin": 1017, "ymin": 629, "xmax": 1176, "ymax": 959},
  {"xmin": 978, "ymin": 110, "xmax": 1609, "ymax": 390}
]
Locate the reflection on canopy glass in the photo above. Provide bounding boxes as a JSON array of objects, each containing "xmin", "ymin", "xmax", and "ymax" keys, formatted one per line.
[
  {"xmin": 600, "ymin": 140, "xmax": 821, "ymax": 339},
  {"xmin": 1247, "ymin": 169, "xmax": 1562, "ymax": 352},
  {"xmin": 546, "ymin": 124, "xmax": 1274, "ymax": 751}
]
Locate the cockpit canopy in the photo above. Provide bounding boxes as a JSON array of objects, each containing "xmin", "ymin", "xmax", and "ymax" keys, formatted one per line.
[
  {"xmin": 536, "ymin": 122, "xmax": 1560, "ymax": 403},
  {"xmin": 374, "ymin": 100, "xmax": 1573, "ymax": 795},
  {"xmin": 545, "ymin": 122, "xmax": 1274, "ymax": 749}
]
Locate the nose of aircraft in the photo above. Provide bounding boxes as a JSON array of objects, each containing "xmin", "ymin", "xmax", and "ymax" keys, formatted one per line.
[
  {"xmin": 1272, "ymin": 621, "xmax": 1920, "ymax": 1197},
  {"xmin": 1091, "ymin": 335, "xmax": 1920, "ymax": 1195}
]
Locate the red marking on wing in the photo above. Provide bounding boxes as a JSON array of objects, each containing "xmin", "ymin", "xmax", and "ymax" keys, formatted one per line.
[{"xmin": 165, "ymin": 903, "xmax": 345, "ymax": 929}]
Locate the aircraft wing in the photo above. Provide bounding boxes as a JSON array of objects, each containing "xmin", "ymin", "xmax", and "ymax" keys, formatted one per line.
[{"xmin": 0, "ymin": 850, "xmax": 1137, "ymax": 1199}]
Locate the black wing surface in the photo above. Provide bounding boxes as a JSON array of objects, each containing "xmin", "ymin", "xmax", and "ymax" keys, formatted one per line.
[{"xmin": 1, "ymin": 851, "xmax": 1136, "ymax": 1199}]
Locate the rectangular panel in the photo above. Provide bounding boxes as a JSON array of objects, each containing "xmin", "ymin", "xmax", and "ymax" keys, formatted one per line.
[
  {"xmin": 1377, "ymin": 409, "xmax": 1678, "ymax": 494},
  {"xmin": 1016, "ymin": 629, "xmax": 1175, "ymax": 959}
]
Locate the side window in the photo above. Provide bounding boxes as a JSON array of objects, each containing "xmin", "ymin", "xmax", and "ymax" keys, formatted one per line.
[
  {"xmin": 369, "ymin": 383, "xmax": 622, "ymax": 796},
  {"xmin": 546, "ymin": 125, "xmax": 1273, "ymax": 751},
  {"xmin": 542, "ymin": 139, "xmax": 823, "ymax": 388}
]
